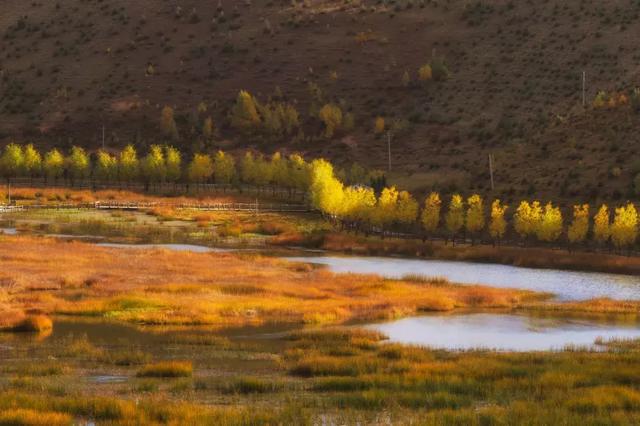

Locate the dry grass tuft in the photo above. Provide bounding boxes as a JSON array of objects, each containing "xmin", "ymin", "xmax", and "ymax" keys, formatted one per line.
[{"xmin": 137, "ymin": 361, "xmax": 193, "ymax": 378}]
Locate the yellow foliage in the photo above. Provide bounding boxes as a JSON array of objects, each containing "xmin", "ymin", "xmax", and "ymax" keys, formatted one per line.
[
  {"xmin": 396, "ymin": 191, "xmax": 419, "ymax": 226},
  {"xmin": 593, "ymin": 204, "xmax": 611, "ymax": 244},
  {"xmin": 421, "ymin": 192, "xmax": 441, "ymax": 235},
  {"xmin": 465, "ymin": 194, "xmax": 485, "ymax": 236},
  {"xmin": 536, "ymin": 203, "xmax": 563, "ymax": 242},
  {"xmin": 310, "ymin": 159, "xmax": 344, "ymax": 216},
  {"xmin": 568, "ymin": 204, "xmax": 590, "ymax": 244},
  {"xmin": 418, "ymin": 64, "xmax": 433, "ymax": 81},
  {"xmin": 445, "ymin": 194, "xmax": 465, "ymax": 236},
  {"xmin": 514, "ymin": 201, "xmax": 542, "ymax": 239},
  {"xmin": 489, "ymin": 199, "xmax": 508, "ymax": 241},
  {"xmin": 611, "ymin": 203, "xmax": 638, "ymax": 249},
  {"xmin": 319, "ymin": 104, "xmax": 343, "ymax": 138},
  {"xmin": 374, "ymin": 116, "xmax": 385, "ymax": 134}
]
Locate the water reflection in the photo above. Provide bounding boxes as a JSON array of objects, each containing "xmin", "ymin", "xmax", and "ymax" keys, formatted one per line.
[{"xmin": 365, "ymin": 313, "xmax": 640, "ymax": 351}]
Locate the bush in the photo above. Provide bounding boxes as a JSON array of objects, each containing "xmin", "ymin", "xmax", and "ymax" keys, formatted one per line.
[{"xmin": 11, "ymin": 315, "xmax": 53, "ymax": 333}]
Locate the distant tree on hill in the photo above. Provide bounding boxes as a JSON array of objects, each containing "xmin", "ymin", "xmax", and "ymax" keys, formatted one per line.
[
  {"xmin": 418, "ymin": 64, "xmax": 432, "ymax": 81},
  {"xmin": 374, "ymin": 117, "xmax": 385, "ymax": 135},
  {"xmin": 319, "ymin": 104, "xmax": 343, "ymax": 138},
  {"xmin": 202, "ymin": 117, "xmax": 215, "ymax": 140},
  {"xmin": 160, "ymin": 106, "xmax": 179, "ymax": 141},
  {"xmin": 230, "ymin": 90, "xmax": 261, "ymax": 133}
]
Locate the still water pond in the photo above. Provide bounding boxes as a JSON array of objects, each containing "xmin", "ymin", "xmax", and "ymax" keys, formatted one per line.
[
  {"xmin": 365, "ymin": 313, "xmax": 640, "ymax": 351},
  {"xmin": 287, "ymin": 256, "xmax": 640, "ymax": 301}
]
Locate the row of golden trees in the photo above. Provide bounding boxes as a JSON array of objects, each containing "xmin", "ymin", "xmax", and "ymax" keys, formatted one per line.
[
  {"xmin": 0, "ymin": 143, "xmax": 313, "ymax": 192},
  {"xmin": 308, "ymin": 160, "xmax": 640, "ymax": 250},
  {"xmin": 1, "ymin": 143, "xmax": 638, "ymax": 250}
]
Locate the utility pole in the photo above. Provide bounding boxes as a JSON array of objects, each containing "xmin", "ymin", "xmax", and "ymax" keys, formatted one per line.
[
  {"xmin": 387, "ymin": 131, "xmax": 392, "ymax": 172},
  {"xmin": 488, "ymin": 154, "xmax": 495, "ymax": 192},
  {"xmin": 582, "ymin": 71, "xmax": 586, "ymax": 108}
]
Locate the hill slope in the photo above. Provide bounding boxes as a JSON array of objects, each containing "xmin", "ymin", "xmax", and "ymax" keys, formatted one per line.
[{"xmin": 2, "ymin": 0, "xmax": 640, "ymax": 202}]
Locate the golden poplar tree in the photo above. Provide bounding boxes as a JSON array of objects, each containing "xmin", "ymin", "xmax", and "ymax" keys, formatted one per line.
[
  {"xmin": 23, "ymin": 144, "xmax": 42, "ymax": 180},
  {"xmin": 489, "ymin": 200, "xmax": 508, "ymax": 243},
  {"xmin": 567, "ymin": 204, "xmax": 590, "ymax": 245},
  {"xmin": 187, "ymin": 153, "xmax": 214, "ymax": 185},
  {"xmin": 536, "ymin": 203, "xmax": 563, "ymax": 243},
  {"xmin": 465, "ymin": 194, "xmax": 485, "ymax": 243},
  {"xmin": 421, "ymin": 192, "xmax": 442, "ymax": 237},
  {"xmin": 593, "ymin": 204, "xmax": 611, "ymax": 245},
  {"xmin": 230, "ymin": 90, "xmax": 261, "ymax": 133},
  {"xmin": 43, "ymin": 149, "xmax": 65, "ymax": 183},
  {"xmin": 213, "ymin": 151, "xmax": 236, "ymax": 185},
  {"xmin": 396, "ymin": 191, "xmax": 419, "ymax": 227},
  {"xmin": 309, "ymin": 159, "xmax": 344, "ymax": 217},
  {"xmin": 611, "ymin": 203, "xmax": 638, "ymax": 250},
  {"xmin": 374, "ymin": 187, "xmax": 400, "ymax": 232},
  {"xmin": 445, "ymin": 194, "xmax": 465, "ymax": 242}
]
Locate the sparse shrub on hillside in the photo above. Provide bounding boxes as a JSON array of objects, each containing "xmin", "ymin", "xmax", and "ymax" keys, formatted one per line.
[
  {"xmin": 418, "ymin": 64, "xmax": 432, "ymax": 81},
  {"xmin": 160, "ymin": 106, "xmax": 179, "ymax": 140},
  {"xmin": 631, "ymin": 88, "xmax": 640, "ymax": 113},
  {"xmin": 202, "ymin": 117, "xmax": 215, "ymax": 140},
  {"xmin": 319, "ymin": 104, "xmax": 343, "ymax": 138},
  {"xmin": 430, "ymin": 57, "xmax": 450, "ymax": 81},
  {"xmin": 374, "ymin": 116, "xmax": 385, "ymax": 134},
  {"xmin": 401, "ymin": 70, "xmax": 411, "ymax": 87}
]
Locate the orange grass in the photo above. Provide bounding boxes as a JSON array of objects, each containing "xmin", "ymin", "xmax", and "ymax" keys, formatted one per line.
[
  {"xmin": 0, "ymin": 236, "xmax": 544, "ymax": 328},
  {"xmin": 0, "ymin": 408, "xmax": 72, "ymax": 426},
  {"xmin": 3, "ymin": 187, "xmax": 256, "ymax": 206}
]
